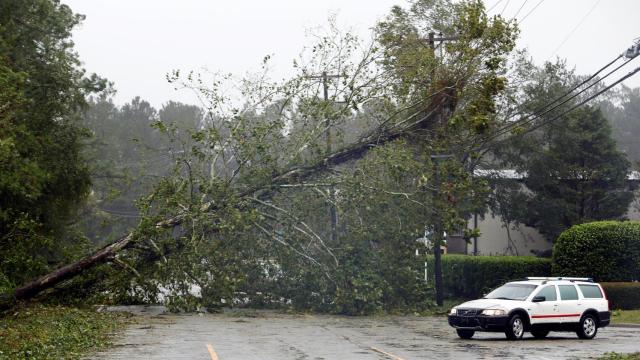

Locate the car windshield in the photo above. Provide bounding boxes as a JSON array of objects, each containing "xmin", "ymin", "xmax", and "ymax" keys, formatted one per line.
[{"xmin": 484, "ymin": 283, "xmax": 537, "ymax": 301}]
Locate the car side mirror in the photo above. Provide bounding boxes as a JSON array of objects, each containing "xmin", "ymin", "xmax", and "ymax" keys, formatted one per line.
[{"xmin": 532, "ymin": 296, "xmax": 546, "ymax": 302}]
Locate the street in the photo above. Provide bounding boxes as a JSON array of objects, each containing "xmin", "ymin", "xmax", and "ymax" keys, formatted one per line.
[{"xmin": 92, "ymin": 306, "xmax": 640, "ymax": 360}]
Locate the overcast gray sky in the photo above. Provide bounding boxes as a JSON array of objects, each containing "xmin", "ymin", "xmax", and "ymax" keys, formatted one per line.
[{"xmin": 62, "ymin": 0, "xmax": 640, "ymax": 107}]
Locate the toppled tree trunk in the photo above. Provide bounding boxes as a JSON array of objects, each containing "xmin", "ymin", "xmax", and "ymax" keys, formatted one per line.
[
  {"xmin": 0, "ymin": 110, "xmax": 435, "ymax": 310},
  {"xmin": 0, "ymin": 216, "xmax": 185, "ymax": 310},
  {"xmin": 13, "ymin": 234, "xmax": 134, "ymax": 303}
]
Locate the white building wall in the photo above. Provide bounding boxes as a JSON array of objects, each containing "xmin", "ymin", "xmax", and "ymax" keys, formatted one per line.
[
  {"xmin": 471, "ymin": 214, "xmax": 550, "ymax": 256},
  {"xmin": 459, "ymin": 171, "xmax": 640, "ymax": 256},
  {"xmin": 466, "ymin": 196, "xmax": 640, "ymax": 256},
  {"xmin": 627, "ymin": 198, "xmax": 640, "ymax": 220}
]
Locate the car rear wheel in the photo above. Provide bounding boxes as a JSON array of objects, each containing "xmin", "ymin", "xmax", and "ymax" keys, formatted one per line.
[
  {"xmin": 577, "ymin": 314, "xmax": 598, "ymax": 339},
  {"xmin": 531, "ymin": 329, "xmax": 549, "ymax": 339},
  {"xmin": 456, "ymin": 329, "xmax": 475, "ymax": 339},
  {"xmin": 505, "ymin": 314, "xmax": 525, "ymax": 340}
]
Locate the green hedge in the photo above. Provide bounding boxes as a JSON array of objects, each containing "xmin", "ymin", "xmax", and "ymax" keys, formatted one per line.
[
  {"xmin": 601, "ymin": 282, "xmax": 640, "ymax": 310},
  {"xmin": 427, "ymin": 255, "xmax": 551, "ymax": 299},
  {"xmin": 553, "ymin": 221, "xmax": 640, "ymax": 282}
]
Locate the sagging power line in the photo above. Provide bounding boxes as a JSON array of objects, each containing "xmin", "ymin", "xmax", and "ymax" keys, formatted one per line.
[
  {"xmin": 512, "ymin": 0, "xmax": 528, "ymax": 19},
  {"xmin": 548, "ymin": 0, "xmax": 601, "ymax": 60},
  {"xmin": 476, "ymin": 38, "xmax": 640, "ymax": 151},
  {"xmin": 484, "ymin": 54, "xmax": 633, "ymax": 145},
  {"xmin": 518, "ymin": 0, "xmax": 544, "ymax": 23},
  {"xmin": 512, "ymin": 65, "xmax": 640, "ymax": 140}
]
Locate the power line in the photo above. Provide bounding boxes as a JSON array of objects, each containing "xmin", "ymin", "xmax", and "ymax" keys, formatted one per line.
[
  {"xmin": 97, "ymin": 207, "xmax": 141, "ymax": 218},
  {"xmin": 513, "ymin": 0, "xmax": 529, "ymax": 19},
  {"xmin": 487, "ymin": 0, "xmax": 505, "ymax": 13},
  {"xmin": 519, "ymin": 0, "xmax": 544, "ymax": 23},
  {"xmin": 482, "ymin": 54, "xmax": 626, "ymax": 145},
  {"xmin": 513, "ymin": 65, "xmax": 640, "ymax": 138},
  {"xmin": 477, "ymin": 64, "xmax": 640, "ymax": 152},
  {"xmin": 500, "ymin": 0, "xmax": 511, "ymax": 16},
  {"xmin": 548, "ymin": 0, "xmax": 601, "ymax": 60},
  {"xmin": 486, "ymin": 54, "xmax": 630, "ymax": 143}
]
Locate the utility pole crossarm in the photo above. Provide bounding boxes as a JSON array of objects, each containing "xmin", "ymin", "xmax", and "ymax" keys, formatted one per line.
[
  {"xmin": 307, "ymin": 74, "xmax": 343, "ymax": 80},
  {"xmin": 433, "ymin": 36, "xmax": 460, "ymax": 42},
  {"xmin": 426, "ymin": 32, "xmax": 460, "ymax": 49}
]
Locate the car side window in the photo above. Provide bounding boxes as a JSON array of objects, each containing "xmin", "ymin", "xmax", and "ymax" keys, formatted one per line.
[
  {"xmin": 578, "ymin": 285, "xmax": 603, "ymax": 298},
  {"xmin": 558, "ymin": 285, "xmax": 579, "ymax": 300},
  {"xmin": 535, "ymin": 285, "xmax": 557, "ymax": 301}
]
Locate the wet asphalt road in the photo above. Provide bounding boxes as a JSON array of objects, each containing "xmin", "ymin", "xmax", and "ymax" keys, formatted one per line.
[{"xmin": 92, "ymin": 306, "xmax": 640, "ymax": 360}]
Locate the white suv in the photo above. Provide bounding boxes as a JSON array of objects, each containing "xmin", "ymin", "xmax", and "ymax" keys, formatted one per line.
[{"xmin": 447, "ymin": 277, "xmax": 611, "ymax": 340}]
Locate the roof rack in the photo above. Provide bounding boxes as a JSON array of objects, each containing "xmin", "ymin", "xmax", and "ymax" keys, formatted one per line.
[{"xmin": 525, "ymin": 277, "xmax": 593, "ymax": 283}]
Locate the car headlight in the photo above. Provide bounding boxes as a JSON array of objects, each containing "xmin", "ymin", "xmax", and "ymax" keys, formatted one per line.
[
  {"xmin": 481, "ymin": 309, "xmax": 506, "ymax": 316},
  {"xmin": 449, "ymin": 308, "xmax": 457, "ymax": 315}
]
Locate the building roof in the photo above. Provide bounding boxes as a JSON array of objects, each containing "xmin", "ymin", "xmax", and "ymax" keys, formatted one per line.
[{"xmin": 474, "ymin": 169, "xmax": 640, "ymax": 181}]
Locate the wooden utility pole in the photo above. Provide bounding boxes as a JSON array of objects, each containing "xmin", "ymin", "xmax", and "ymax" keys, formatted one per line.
[
  {"xmin": 309, "ymin": 71, "xmax": 343, "ymax": 243},
  {"xmin": 473, "ymin": 213, "xmax": 479, "ymax": 256},
  {"xmin": 430, "ymin": 154, "xmax": 452, "ymax": 307},
  {"xmin": 427, "ymin": 31, "xmax": 458, "ymax": 307}
]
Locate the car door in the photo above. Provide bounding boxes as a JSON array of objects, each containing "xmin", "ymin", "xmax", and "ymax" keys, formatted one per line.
[
  {"xmin": 529, "ymin": 285, "xmax": 560, "ymax": 324},
  {"xmin": 557, "ymin": 284, "xmax": 581, "ymax": 323}
]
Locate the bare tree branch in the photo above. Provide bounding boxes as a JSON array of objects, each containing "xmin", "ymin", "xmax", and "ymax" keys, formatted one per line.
[{"xmin": 249, "ymin": 197, "xmax": 339, "ymax": 267}]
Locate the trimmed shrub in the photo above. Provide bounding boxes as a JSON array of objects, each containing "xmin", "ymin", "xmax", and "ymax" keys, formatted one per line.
[
  {"xmin": 427, "ymin": 255, "xmax": 551, "ymax": 299},
  {"xmin": 601, "ymin": 282, "xmax": 640, "ymax": 310},
  {"xmin": 553, "ymin": 221, "xmax": 640, "ymax": 282}
]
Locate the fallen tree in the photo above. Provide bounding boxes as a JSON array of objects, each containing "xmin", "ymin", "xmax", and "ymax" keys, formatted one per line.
[
  {"xmin": 0, "ymin": 105, "xmax": 440, "ymax": 310},
  {"xmin": 1, "ymin": 0, "xmax": 519, "ymax": 311}
]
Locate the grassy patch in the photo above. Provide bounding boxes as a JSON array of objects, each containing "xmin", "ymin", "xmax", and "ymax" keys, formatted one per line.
[
  {"xmin": 599, "ymin": 353, "xmax": 640, "ymax": 360},
  {"xmin": 0, "ymin": 303, "xmax": 132, "ymax": 360},
  {"xmin": 611, "ymin": 309, "xmax": 640, "ymax": 324}
]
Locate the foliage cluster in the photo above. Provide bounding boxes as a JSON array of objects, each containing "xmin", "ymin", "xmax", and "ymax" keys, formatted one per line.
[
  {"xmin": 239, "ymin": 248, "xmax": 432, "ymax": 315},
  {"xmin": 0, "ymin": 0, "xmax": 104, "ymax": 287},
  {"xmin": 426, "ymin": 254, "xmax": 551, "ymax": 299},
  {"xmin": 75, "ymin": 143, "xmax": 438, "ymax": 315},
  {"xmin": 552, "ymin": 221, "xmax": 640, "ymax": 281},
  {"xmin": 0, "ymin": 304, "xmax": 130, "ymax": 360},
  {"xmin": 602, "ymin": 283, "xmax": 640, "ymax": 310}
]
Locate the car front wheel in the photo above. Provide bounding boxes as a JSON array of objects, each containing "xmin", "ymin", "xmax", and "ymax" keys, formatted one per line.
[
  {"xmin": 505, "ymin": 314, "xmax": 525, "ymax": 340},
  {"xmin": 577, "ymin": 314, "xmax": 598, "ymax": 339},
  {"xmin": 456, "ymin": 329, "xmax": 475, "ymax": 339}
]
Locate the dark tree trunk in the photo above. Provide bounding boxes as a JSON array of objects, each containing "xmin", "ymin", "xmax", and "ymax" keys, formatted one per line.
[{"xmin": 13, "ymin": 234, "xmax": 134, "ymax": 302}]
